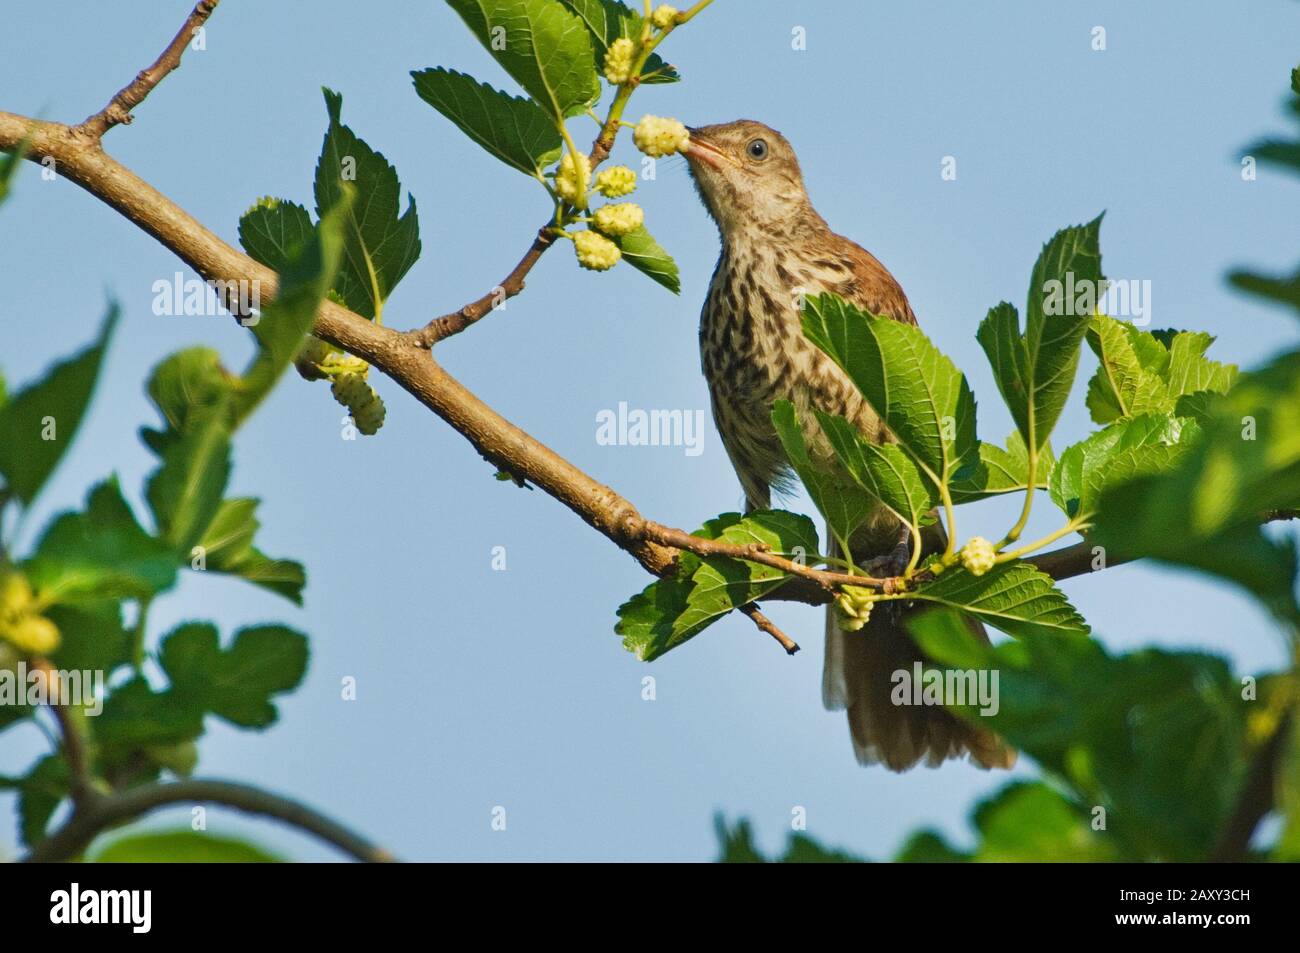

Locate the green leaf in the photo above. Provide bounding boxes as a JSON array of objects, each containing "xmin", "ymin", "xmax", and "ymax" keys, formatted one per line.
[
  {"xmin": 1277, "ymin": 715, "xmax": 1300, "ymax": 860},
  {"xmin": 613, "ymin": 224, "xmax": 679, "ymax": 293},
  {"xmin": 0, "ymin": 305, "xmax": 118, "ymax": 505},
  {"xmin": 145, "ymin": 406, "xmax": 232, "ymax": 552},
  {"xmin": 197, "ymin": 498, "xmax": 306, "ymax": 605},
  {"xmin": 616, "ymin": 511, "xmax": 818, "ymax": 661},
  {"xmin": 802, "ymin": 293, "xmax": 977, "ymax": 488},
  {"xmin": 25, "ymin": 478, "xmax": 177, "ymax": 603},
  {"xmin": 1083, "ymin": 314, "xmax": 1171, "ymax": 423},
  {"xmin": 907, "ymin": 562, "xmax": 1089, "ymax": 640},
  {"xmin": 412, "ymin": 67, "xmax": 563, "ymax": 175},
  {"xmin": 159, "ymin": 622, "xmax": 309, "ymax": 729},
  {"xmin": 1083, "ymin": 316, "xmax": 1237, "ymax": 424},
  {"xmin": 94, "ymin": 677, "xmax": 206, "ymax": 773},
  {"xmin": 912, "ymin": 611, "xmax": 1249, "ymax": 861},
  {"xmin": 17, "ymin": 754, "xmax": 68, "ymax": 848},
  {"xmin": 950, "ymin": 432, "xmax": 1055, "ymax": 504},
  {"xmin": 812, "ymin": 407, "xmax": 935, "ymax": 532},
  {"xmin": 89, "ymin": 830, "xmax": 284, "ymax": 863},
  {"xmin": 46, "ymin": 599, "xmax": 131, "ymax": 674},
  {"xmin": 1089, "ymin": 350, "xmax": 1300, "ymax": 621},
  {"xmin": 967, "ymin": 780, "xmax": 1117, "ymax": 862},
  {"xmin": 559, "ymin": 0, "xmax": 679, "ymax": 83},
  {"xmin": 314, "ymin": 89, "xmax": 420, "ymax": 319},
  {"xmin": 237, "ymin": 186, "xmax": 350, "ymax": 421},
  {"xmin": 237, "ymin": 198, "xmax": 315, "ymax": 274},
  {"xmin": 1050, "ymin": 414, "xmax": 1201, "ymax": 522},
  {"xmin": 977, "ymin": 216, "xmax": 1104, "ymax": 452},
  {"xmin": 139, "ymin": 347, "xmax": 232, "ymax": 457},
  {"xmin": 770, "ymin": 401, "xmax": 876, "ymax": 545},
  {"xmin": 715, "ymin": 816, "xmax": 865, "ymax": 863},
  {"xmin": 1230, "ymin": 266, "xmax": 1300, "ymax": 314},
  {"xmin": 446, "ymin": 0, "xmax": 601, "ymax": 120}
]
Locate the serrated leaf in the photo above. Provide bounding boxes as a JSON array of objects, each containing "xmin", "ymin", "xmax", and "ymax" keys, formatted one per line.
[
  {"xmin": 1083, "ymin": 314, "xmax": 1170, "ymax": 423},
  {"xmin": 238, "ymin": 198, "xmax": 314, "ymax": 274},
  {"xmin": 803, "ymin": 293, "xmax": 977, "ymax": 488},
  {"xmin": 446, "ymin": 0, "xmax": 600, "ymax": 120},
  {"xmin": 0, "ymin": 305, "xmax": 118, "ymax": 505},
  {"xmin": 770, "ymin": 401, "xmax": 876, "ymax": 545},
  {"xmin": 977, "ymin": 216, "xmax": 1104, "ymax": 451},
  {"xmin": 613, "ymin": 224, "xmax": 679, "ymax": 293},
  {"xmin": 812, "ymin": 407, "xmax": 935, "ymax": 531},
  {"xmin": 907, "ymin": 562, "xmax": 1088, "ymax": 640},
  {"xmin": 412, "ymin": 67, "xmax": 563, "ymax": 175},
  {"xmin": 950, "ymin": 432, "xmax": 1055, "ymax": 504},
  {"xmin": 25, "ymin": 478, "xmax": 177, "ymax": 603},
  {"xmin": 1090, "ymin": 349, "xmax": 1300, "ymax": 622},
  {"xmin": 616, "ymin": 511, "xmax": 818, "ymax": 661},
  {"xmin": 1050, "ymin": 414, "xmax": 1201, "ymax": 522},
  {"xmin": 314, "ymin": 89, "xmax": 420, "ymax": 319},
  {"xmin": 559, "ymin": 0, "xmax": 679, "ymax": 83}
]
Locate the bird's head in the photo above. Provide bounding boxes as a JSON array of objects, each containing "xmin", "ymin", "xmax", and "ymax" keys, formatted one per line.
[{"xmin": 684, "ymin": 119, "xmax": 815, "ymax": 240}]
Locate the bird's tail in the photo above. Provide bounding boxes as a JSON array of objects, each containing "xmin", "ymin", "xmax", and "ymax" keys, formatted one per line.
[{"xmin": 822, "ymin": 522, "xmax": 1015, "ymax": 771}]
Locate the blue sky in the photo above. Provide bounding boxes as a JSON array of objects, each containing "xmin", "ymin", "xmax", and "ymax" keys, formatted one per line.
[{"xmin": 2, "ymin": 1, "xmax": 1298, "ymax": 860}]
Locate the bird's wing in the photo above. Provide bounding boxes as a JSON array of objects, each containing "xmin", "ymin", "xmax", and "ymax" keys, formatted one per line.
[{"xmin": 836, "ymin": 238, "xmax": 918, "ymax": 326}]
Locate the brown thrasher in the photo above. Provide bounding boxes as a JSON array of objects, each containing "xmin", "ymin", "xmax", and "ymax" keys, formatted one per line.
[{"xmin": 684, "ymin": 120, "xmax": 1014, "ymax": 771}]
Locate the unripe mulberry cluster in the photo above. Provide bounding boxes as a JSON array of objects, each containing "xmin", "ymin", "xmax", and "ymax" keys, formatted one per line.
[
  {"xmin": 960, "ymin": 536, "xmax": 997, "ymax": 576},
  {"xmin": 603, "ymin": 37, "xmax": 635, "ymax": 85},
  {"xmin": 634, "ymin": 115, "xmax": 689, "ymax": 157},
  {"xmin": 834, "ymin": 585, "xmax": 876, "ymax": 633},
  {"xmin": 296, "ymin": 335, "xmax": 386, "ymax": 435}
]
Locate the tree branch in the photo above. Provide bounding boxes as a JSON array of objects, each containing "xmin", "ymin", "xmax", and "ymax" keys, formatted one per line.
[
  {"xmin": 73, "ymin": 0, "xmax": 220, "ymax": 141},
  {"xmin": 740, "ymin": 603, "xmax": 800, "ymax": 655},
  {"xmin": 23, "ymin": 778, "xmax": 394, "ymax": 863},
  {"xmin": 405, "ymin": 227, "xmax": 555, "ymax": 347},
  {"xmin": 0, "ymin": 109, "xmax": 1150, "ymax": 624}
]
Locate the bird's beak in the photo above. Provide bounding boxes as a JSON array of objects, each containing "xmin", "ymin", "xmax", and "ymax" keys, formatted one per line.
[{"xmin": 684, "ymin": 129, "xmax": 727, "ymax": 169}]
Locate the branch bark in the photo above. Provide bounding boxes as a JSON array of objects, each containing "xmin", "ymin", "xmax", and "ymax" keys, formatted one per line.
[
  {"xmin": 73, "ymin": 0, "xmax": 220, "ymax": 141},
  {"xmin": 23, "ymin": 778, "xmax": 395, "ymax": 863}
]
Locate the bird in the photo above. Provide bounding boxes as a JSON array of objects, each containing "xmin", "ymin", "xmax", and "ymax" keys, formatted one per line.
[{"xmin": 683, "ymin": 119, "xmax": 1014, "ymax": 771}]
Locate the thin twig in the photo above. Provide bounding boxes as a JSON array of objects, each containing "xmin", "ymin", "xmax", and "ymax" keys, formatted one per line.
[
  {"xmin": 23, "ymin": 778, "xmax": 395, "ymax": 863},
  {"xmin": 406, "ymin": 228, "xmax": 554, "ymax": 347},
  {"xmin": 638, "ymin": 520, "xmax": 892, "ymax": 592},
  {"xmin": 73, "ymin": 0, "xmax": 220, "ymax": 141},
  {"xmin": 40, "ymin": 663, "xmax": 93, "ymax": 807},
  {"xmin": 740, "ymin": 603, "xmax": 799, "ymax": 654}
]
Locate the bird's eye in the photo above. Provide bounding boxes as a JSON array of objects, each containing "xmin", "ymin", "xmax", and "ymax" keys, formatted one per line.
[{"xmin": 746, "ymin": 138, "xmax": 769, "ymax": 161}]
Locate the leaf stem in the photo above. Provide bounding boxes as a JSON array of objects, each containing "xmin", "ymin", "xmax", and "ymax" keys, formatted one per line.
[
  {"xmin": 997, "ymin": 518, "xmax": 1088, "ymax": 563},
  {"xmin": 999, "ymin": 442, "xmax": 1038, "ymax": 548}
]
